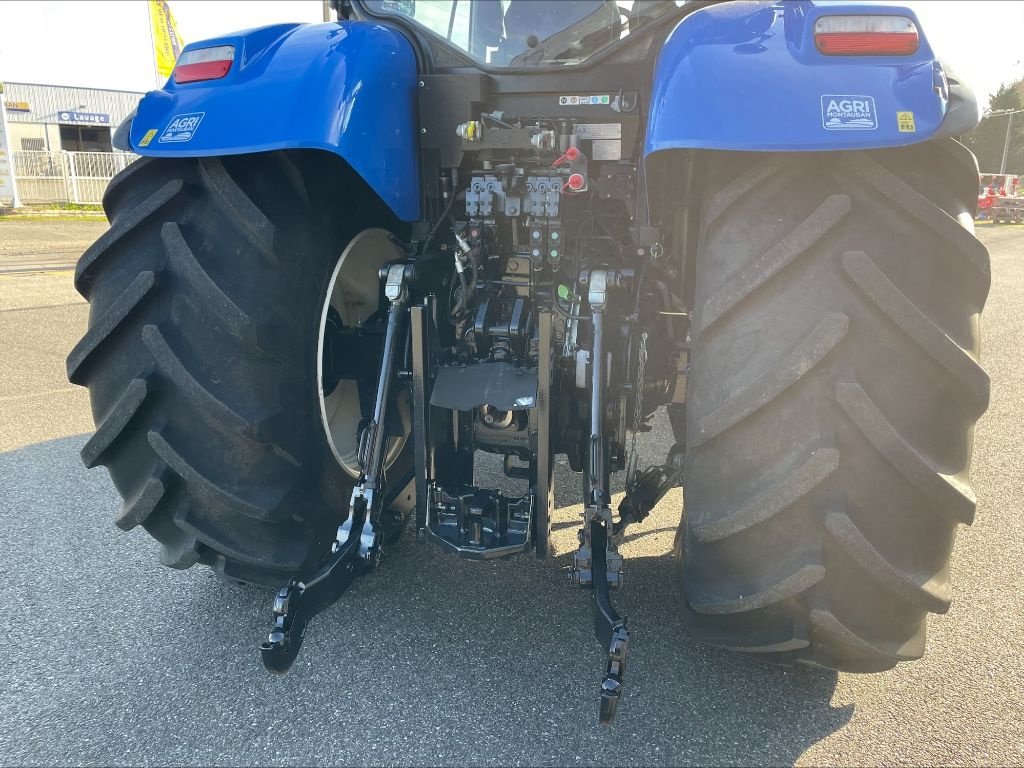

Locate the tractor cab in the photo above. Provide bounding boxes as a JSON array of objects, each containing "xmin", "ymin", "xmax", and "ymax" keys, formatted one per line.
[{"xmin": 361, "ymin": 0, "xmax": 685, "ymax": 67}]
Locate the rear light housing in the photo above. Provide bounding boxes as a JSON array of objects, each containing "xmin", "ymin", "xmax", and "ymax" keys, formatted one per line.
[
  {"xmin": 814, "ymin": 15, "xmax": 920, "ymax": 56},
  {"xmin": 173, "ymin": 45, "xmax": 235, "ymax": 84}
]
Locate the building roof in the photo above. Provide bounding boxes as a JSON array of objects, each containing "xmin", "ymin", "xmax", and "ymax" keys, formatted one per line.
[{"xmin": 3, "ymin": 81, "xmax": 145, "ymax": 125}]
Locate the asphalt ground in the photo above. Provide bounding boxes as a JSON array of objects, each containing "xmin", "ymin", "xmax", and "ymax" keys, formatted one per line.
[
  {"xmin": 0, "ymin": 223, "xmax": 1022, "ymax": 766},
  {"xmin": 0, "ymin": 218, "xmax": 108, "ymax": 274}
]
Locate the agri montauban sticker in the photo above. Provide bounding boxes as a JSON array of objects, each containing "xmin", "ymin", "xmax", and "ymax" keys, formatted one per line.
[{"xmin": 821, "ymin": 95, "xmax": 878, "ymax": 131}]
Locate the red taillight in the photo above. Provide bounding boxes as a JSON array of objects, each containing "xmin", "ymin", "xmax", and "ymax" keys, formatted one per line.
[
  {"xmin": 816, "ymin": 31, "xmax": 919, "ymax": 55},
  {"xmin": 173, "ymin": 45, "xmax": 235, "ymax": 84},
  {"xmin": 174, "ymin": 60, "xmax": 232, "ymax": 83},
  {"xmin": 814, "ymin": 15, "xmax": 919, "ymax": 56}
]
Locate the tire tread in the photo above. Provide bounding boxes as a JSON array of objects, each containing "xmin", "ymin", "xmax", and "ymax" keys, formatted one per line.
[
  {"xmin": 81, "ymin": 377, "xmax": 150, "ymax": 469},
  {"xmin": 681, "ymin": 141, "xmax": 989, "ymax": 671}
]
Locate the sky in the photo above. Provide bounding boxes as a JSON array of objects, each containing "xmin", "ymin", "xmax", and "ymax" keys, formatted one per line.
[{"xmin": 0, "ymin": 0, "xmax": 1022, "ymax": 103}]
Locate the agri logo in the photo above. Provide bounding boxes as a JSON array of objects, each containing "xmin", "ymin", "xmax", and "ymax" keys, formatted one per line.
[
  {"xmin": 159, "ymin": 112, "xmax": 205, "ymax": 143},
  {"xmin": 821, "ymin": 95, "xmax": 877, "ymax": 131}
]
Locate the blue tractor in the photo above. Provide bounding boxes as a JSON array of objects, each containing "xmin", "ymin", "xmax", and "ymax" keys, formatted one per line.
[{"xmin": 69, "ymin": 0, "xmax": 991, "ymax": 722}]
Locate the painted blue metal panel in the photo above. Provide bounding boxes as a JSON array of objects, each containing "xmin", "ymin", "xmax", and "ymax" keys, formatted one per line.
[
  {"xmin": 129, "ymin": 22, "xmax": 420, "ymax": 221},
  {"xmin": 646, "ymin": 1, "xmax": 961, "ymax": 155}
]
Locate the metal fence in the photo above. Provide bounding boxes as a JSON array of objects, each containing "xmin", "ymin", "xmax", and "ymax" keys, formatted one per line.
[{"xmin": 11, "ymin": 150, "xmax": 139, "ymax": 205}]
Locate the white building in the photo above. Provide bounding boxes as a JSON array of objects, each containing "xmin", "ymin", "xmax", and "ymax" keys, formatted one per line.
[
  {"xmin": 3, "ymin": 81, "xmax": 143, "ymax": 153},
  {"xmin": 1, "ymin": 82, "xmax": 144, "ymax": 205}
]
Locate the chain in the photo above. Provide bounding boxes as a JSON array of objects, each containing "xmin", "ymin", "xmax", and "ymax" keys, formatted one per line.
[{"xmin": 626, "ymin": 331, "xmax": 648, "ymax": 489}]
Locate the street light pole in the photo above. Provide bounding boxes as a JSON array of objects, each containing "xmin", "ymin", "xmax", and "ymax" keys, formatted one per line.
[
  {"xmin": 1000, "ymin": 111, "xmax": 1015, "ymax": 174},
  {"xmin": 987, "ymin": 107, "xmax": 1024, "ymax": 175}
]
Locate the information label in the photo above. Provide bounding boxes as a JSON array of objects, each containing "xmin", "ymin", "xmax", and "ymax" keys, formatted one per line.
[
  {"xmin": 592, "ymin": 140, "xmax": 622, "ymax": 161},
  {"xmin": 576, "ymin": 123, "xmax": 622, "ymax": 140},
  {"xmin": 558, "ymin": 94, "xmax": 611, "ymax": 106}
]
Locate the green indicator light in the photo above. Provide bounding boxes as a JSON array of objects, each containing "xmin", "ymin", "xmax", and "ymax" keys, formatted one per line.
[{"xmin": 557, "ymin": 284, "xmax": 571, "ymax": 300}]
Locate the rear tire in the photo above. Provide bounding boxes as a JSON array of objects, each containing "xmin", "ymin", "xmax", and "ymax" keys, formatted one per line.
[
  {"xmin": 677, "ymin": 140, "xmax": 990, "ymax": 671},
  {"xmin": 68, "ymin": 151, "xmax": 411, "ymax": 586}
]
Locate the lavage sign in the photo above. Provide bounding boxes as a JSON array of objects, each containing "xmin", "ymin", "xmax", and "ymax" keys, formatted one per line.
[{"xmin": 821, "ymin": 95, "xmax": 877, "ymax": 131}]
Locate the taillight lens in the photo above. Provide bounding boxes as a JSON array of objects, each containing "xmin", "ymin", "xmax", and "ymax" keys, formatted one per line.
[
  {"xmin": 814, "ymin": 15, "xmax": 919, "ymax": 56},
  {"xmin": 173, "ymin": 45, "xmax": 235, "ymax": 84}
]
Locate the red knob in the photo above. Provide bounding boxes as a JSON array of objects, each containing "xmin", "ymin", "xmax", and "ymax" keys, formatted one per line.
[
  {"xmin": 567, "ymin": 173, "xmax": 585, "ymax": 191},
  {"xmin": 565, "ymin": 146, "xmax": 580, "ymax": 161}
]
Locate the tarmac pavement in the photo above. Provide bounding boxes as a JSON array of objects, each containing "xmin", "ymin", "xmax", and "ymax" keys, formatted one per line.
[
  {"xmin": 0, "ymin": 218, "xmax": 108, "ymax": 274},
  {"xmin": 0, "ymin": 223, "xmax": 1021, "ymax": 766}
]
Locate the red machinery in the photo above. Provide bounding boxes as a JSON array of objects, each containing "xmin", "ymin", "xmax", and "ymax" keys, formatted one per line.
[{"xmin": 979, "ymin": 173, "xmax": 1023, "ymax": 223}]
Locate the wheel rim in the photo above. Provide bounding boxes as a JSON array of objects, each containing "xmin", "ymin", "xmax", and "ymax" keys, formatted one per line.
[{"xmin": 317, "ymin": 229, "xmax": 410, "ymax": 479}]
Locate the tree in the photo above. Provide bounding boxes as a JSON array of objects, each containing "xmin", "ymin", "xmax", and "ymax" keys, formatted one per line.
[{"xmin": 962, "ymin": 80, "xmax": 1024, "ymax": 175}]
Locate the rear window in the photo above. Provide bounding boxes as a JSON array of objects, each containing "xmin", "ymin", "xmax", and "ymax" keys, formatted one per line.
[{"xmin": 360, "ymin": 0, "xmax": 687, "ymax": 67}]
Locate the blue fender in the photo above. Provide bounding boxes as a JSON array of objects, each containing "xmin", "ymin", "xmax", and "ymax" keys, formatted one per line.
[
  {"xmin": 129, "ymin": 22, "xmax": 420, "ymax": 221},
  {"xmin": 645, "ymin": 1, "xmax": 977, "ymax": 156}
]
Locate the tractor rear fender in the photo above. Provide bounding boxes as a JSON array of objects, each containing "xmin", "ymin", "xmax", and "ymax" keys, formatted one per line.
[
  {"xmin": 645, "ymin": 1, "xmax": 979, "ymax": 155},
  {"xmin": 127, "ymin": 21, "xmax": 420, "ymax": 221}
]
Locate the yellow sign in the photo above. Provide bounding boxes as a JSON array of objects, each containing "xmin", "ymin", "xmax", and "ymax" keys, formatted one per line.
[
  {"xmin": 138, "ymin": 129, "xmax": 159, "ymax": 147},
  {"xmin": 3, "ymin": 101, "xmax": 29, "ymax": 112},
  {"xmin": 149, "ymin": 0, "xmax": 185, "ymax": 81},
  {"xmin": 897, "ymin": 111, "xmax": 916, "ymax": 133}
]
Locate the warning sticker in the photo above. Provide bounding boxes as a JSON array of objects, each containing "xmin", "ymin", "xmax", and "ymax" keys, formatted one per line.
[
  {"xmin": 559, "ymin": 94, "xmax": 611, "ymax": 106},
  {"xmin": 138, "ymin": 129, "xmax": 158, "ymax": 147},
  {"xmin": 576, "ymin": 123, "xmax": 621, "ymax": 140},
  {"xmin": 592, "ymin": 140, "xmax": 621, "ymax": 161},
  {"xmin": 897, "ymin": 111, "xmax": 916, "ymax": 133}
]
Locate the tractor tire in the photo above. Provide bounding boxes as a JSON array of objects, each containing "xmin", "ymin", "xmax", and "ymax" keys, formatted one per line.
[
  {"xmin": 677, "ymin": 140, "xmax": 990, "ymax": 671},
  {"xmin": 68, "ymin": 151, "xmax": 411, "ymax": 586}
]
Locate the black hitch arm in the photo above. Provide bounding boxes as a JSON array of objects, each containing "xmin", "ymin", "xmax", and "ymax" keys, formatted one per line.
[
  {"xmin": 591, "ymin": 518, "xmax": 629, "ymax": 723},
  {"xmin": 337, "ymin": 263, "xmax": 410, "ymax": 565},
  {"xmin": 570, "ymin": 269, "xmax": 632, "ymax": 725},
  {"xmin": 259, "ymin": 534, "xmax": 363, "ymax": 673},
  {"xmin": 260, "ymin": 262, "xmax": 412, "ymax": 674}
]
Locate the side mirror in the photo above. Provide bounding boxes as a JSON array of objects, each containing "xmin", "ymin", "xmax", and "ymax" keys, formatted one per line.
[{"xmin": 380, "ymin": 0, "xmax": 415, "ymax": 15}]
